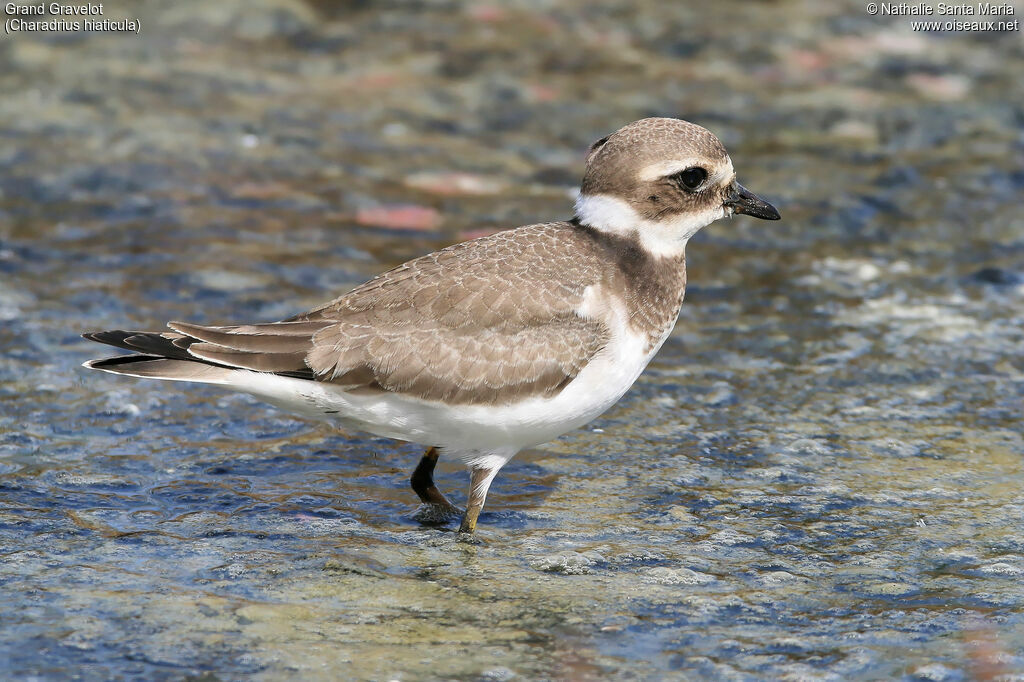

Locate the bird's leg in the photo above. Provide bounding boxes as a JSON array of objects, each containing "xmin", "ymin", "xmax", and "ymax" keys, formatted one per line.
[
  {"xmin": 411, "ymin": 446, "xmax": 461, "ymax": 524},
  {"xmin": 458, "ymin": 465, "xmax": 500, "ymax": 534},
  {"xmin": 411, "ymin": 447, "xmax": 449, "ymax": 505}
]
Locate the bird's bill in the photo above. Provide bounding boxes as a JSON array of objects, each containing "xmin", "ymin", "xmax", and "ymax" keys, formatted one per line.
[{"xmin": 724, "ymin": 182, "xmax": 781, "ymax": 220}]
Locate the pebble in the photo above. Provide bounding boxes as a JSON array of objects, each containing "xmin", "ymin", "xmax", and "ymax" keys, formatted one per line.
[
  {"xmin": 354, "ymin": 205, "xmax": 442, "ymax": 231},
  {"xmin": 404, "ymin": 171, "xmax": 507, "ymax": 196}
]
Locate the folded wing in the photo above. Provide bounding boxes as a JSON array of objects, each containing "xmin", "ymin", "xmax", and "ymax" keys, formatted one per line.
[{"xmin": 84, "ymin": 223, "xmax": 611, "ymax": 406}]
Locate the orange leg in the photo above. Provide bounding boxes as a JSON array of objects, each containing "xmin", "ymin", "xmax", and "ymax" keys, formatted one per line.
[{"xmin": 458, "ymin": 465, "xmax": 499, "ymax": 534}]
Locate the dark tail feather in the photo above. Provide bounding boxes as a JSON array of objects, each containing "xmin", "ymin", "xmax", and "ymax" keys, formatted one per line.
[
  {"xmin": 82, "ymin": 354, "xmax": 240, "ymax": 384},
  {"xmin": 82, "ymin": 328, "xmax": 316, "ymax": 381},
  {"xmin": 82, "ymin": 330, "xmax": 197, "ymax": 361}
]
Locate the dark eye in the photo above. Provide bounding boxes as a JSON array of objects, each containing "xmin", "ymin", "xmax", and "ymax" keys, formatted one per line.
[{"xmin": 675, "ymin": 167, "xmax": 707, "ymax": 191}]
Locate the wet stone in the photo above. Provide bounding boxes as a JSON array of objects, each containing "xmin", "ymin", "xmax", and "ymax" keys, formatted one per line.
[
  {"xmin": 530, "ymin": 551, "xmax": 606, "ymax": 575},
  {"xmin": 643, "ymin": 567, "xmax": 717, "ymax": 586},
  {"xmin": 970, "ymin": 267, "xmax": 1024, "ymax": 287}
]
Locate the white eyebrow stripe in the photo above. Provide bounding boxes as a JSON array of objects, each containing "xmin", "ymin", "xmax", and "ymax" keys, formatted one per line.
[
  {"xmin": 637, "ymin": 158, "xmax": 703, "ymax": 182},
  {"xmin": 637, "ymin": 156, "xmax": 736, "ymax": 186}
]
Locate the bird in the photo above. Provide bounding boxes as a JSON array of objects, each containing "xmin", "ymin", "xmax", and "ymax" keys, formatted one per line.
[{"xmin": 83, "ymin": 117, "xmax": 780, "ymax": 534}]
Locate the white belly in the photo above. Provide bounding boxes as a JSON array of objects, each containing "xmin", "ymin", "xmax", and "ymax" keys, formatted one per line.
[{"xmin": 233, "ymin": 319, "xmax": 674, "ymax": 454}]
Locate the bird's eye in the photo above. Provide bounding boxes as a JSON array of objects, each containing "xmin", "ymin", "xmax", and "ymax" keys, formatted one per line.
[{"xmin": 675, "ymin": 167, "xmax": 707, "ymax": 191}]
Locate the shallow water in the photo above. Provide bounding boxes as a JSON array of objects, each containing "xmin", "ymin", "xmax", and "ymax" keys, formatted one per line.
[{"xmin": 2, "ymin": 0, "xmax": 1024, "ymax": 679}]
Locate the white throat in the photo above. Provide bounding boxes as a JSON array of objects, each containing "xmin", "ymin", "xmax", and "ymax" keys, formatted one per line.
[{"xmin": 573, "ymin": 193, "xmax": 725, "ymax": 258}]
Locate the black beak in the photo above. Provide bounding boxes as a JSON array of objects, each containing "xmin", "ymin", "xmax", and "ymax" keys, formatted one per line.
[{"xmin": 724, "ymin": 182, "xmax": 780, "ymax": 220}]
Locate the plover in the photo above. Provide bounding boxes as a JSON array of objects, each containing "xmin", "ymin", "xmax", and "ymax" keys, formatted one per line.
[{"xmin": 83, "ymin": 117, "xmax": 780, "ymax": 533}]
